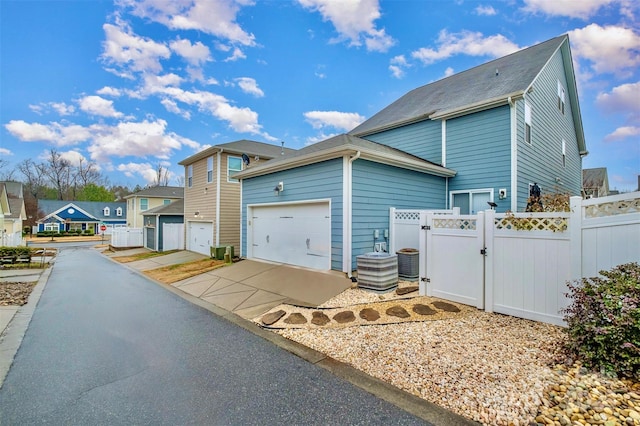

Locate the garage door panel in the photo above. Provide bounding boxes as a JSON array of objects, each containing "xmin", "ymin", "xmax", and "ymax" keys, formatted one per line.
[
  {"xmin": 189, "ymin": 222, "xmax": 213, "ymax": 256},
  {"xmin": 250, "ymin": 202, "xmax": 331, "ymax": 270}
]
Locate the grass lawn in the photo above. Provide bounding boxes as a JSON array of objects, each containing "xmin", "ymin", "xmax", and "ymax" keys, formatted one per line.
[{"xmin": 143, "ymin": 258, "xmax": 228, "ymax": 284}]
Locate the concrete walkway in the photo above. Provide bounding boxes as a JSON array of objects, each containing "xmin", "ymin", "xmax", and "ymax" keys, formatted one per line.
[{"xmin": 110, "ymin": 249, "xmax": 353, "ymax": 320}]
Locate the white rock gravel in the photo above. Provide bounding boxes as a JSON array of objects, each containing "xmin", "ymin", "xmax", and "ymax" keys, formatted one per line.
[{"xmin": 267, "ymin": 283, "xmax": 639, "ymax": 426}]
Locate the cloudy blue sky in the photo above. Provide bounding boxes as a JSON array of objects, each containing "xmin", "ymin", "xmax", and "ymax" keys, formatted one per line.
[{"xmin": 1, "ymin": 0, "xmax": 638, "ymax": 191}]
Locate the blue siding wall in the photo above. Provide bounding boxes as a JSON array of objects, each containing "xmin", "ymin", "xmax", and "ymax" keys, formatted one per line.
[
  {"xmin": 365, "ymin": 119, "xmax": 442, "ymax": 163},
  {"xmin": 516, "ymin": 49, "xmax": 582, "ymax": 211},
  {"xmin": 351, "ymin": 159, "xmax": 446, "ymax": 270},
  {"xmin": 241, "ymin": 159, "xmax": 343, "ymax": 270},
  {"xmin": 446, "ymin": 105, "xmax": 512, "ymax": 211}
]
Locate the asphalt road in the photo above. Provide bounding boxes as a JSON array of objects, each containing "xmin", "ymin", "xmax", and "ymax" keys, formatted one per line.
[{"xmin": 0, "ymin": 245, "xmax": 431, "ymax": 425}]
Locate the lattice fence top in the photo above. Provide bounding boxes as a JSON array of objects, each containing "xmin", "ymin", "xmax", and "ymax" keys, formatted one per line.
[
  {"xmin": 394, "ymin": 211, "xmax": 420, "ymax": 221},
  {"xmin": 585, "ymin": 198, "xmax": 640, "ymax": 218},
  {"xmin": 494, "ymin": 216, "xmax": 568, "ymax": 232},
  {"xmin": 433, "ymin": 217, "xmax": 477, "ymax": 230}
]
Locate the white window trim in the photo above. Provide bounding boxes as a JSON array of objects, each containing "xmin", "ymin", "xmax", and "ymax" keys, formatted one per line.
[
  {"xmin": 557, "ymin": 80, "xmax": 565, "ymax": 115},
  {"xmin": 524, "ymin": 102, "xmax": 532, "ymax": 144},
  {"xmin": 103, "ymin": 207, "xmax": 110, "ymax": 216},
  {"xmin": 140, "ymin": 198, "xmax": 148, "ymax": 211},
  {"xmin": 187, "ymin": 165, "xmax": 193, "ymax": 188},
  {"xmin": 116, "ymin": 207, "xmax": 123, "ymax": 216},
  {"xmin": 207, "ymin": 156, "xmax": 214, "ymax": 183},
  {"xmin": 227, "ymin": 156, "xmax": 242, "ymax": 183},
  {"xmin": 449, "ymin": 188, "xmax": 494, "ymax": 215}
]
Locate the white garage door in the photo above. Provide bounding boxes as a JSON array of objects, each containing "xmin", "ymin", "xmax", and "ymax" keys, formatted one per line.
[
  {"xmin": 188, "ymin": 222, "xmax": 213, "ymax": 256},
  {"xmin": 250, "ymin": 202, "xmax": 331, "ymax": 270}
]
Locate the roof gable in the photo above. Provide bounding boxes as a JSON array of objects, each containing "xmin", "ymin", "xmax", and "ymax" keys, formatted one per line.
[
  {"xmin": 178, "ymin": 139, "xmax": 296, "ymax": 165},
  {"xmin": 351, "ymin": 35, "xmax": 568, "ymax": 136},
  {"xmin": 37, "ymin": 200, "xmax": 127, "ymax": 222}
]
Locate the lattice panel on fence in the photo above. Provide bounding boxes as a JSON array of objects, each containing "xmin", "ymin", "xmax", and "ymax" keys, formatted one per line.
[
  {"xmin": 494, "ymin": 216, "xmax": 568, "ymax": 232},
  {"xmin": 394, "ymin": 211, "xmax": 420, "ymax": 221},
  {"xmin": 433, "ymin": 218, "xmax": 477, "ymax": 230},
  {"xmin": 585, "ymin": 198, "xmax": 640, "ymax": 218}
]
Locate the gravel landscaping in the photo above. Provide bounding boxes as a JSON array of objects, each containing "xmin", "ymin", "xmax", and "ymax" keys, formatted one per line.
[{"xmin": 263, "ymin": 282, "xmax": 640, "ymax": 426}]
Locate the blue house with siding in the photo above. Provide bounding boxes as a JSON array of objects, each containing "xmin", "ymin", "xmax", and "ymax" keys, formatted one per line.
[
  {"xmin": 235, "ymin": 34, "xmax": 587, "ymax": 275},
  {"xmin": 36, "ymin": 200, "xmax": 127, "ymax": 234}
]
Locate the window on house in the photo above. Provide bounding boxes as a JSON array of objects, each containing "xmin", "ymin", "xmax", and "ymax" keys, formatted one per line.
[
  {"xmin": 44, "ymin": 223, "xmax": 59, "ymax": 232},
  {"xmin": 562, "ymin": 139, "xmax": 566, "ymax": 168},
  {"xmin": 451, "ymin": 190, "xmax": 493, "ymax": 214},
  {"xmin": 557, "ymin": 81, "xmax": 565, "ymax": 115},
  {"xmin": 187, "ymin": 165, "xmax": 193, "ymax": 188},
  {"xmin": 524, "ymin": 102, "xmax": 532, "ymax": 144},
  {"xmin": 163, "ymin": 199, "xmax": 171, "ymax": 205},
  {"xmin": 103, "ymin": 207, "xmax": 110, "ymax": 216},
  {"xmin": 228, "ymin": 156, "xmax": 242, "ymax": 183},
  {"xmin": 116, "ymin": 207, "xmax": 123, "ymax": 216},
  {"xmin": 140, "ymin": 198, "xmax": 148, "ymax": 211},
  {"xmin": 207, "ymin": 156, "xmax": 214, "ymax": 183}
]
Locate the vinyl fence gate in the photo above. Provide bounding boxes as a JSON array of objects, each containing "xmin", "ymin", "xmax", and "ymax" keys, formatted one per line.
[{"xmin": 416, "ymin": 193, "xmax": 640, "ymax": 326}]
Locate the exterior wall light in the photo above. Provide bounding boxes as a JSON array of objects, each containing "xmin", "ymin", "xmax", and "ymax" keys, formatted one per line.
[{"xmin": 274, "ymin": 181, "xmax": 284, "ymax": 196}]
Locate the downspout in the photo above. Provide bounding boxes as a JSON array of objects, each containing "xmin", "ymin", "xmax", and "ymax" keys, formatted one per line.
[
  {"xmin": 344, "ymin": 151, "xmax": 361, "ymax": 278},
  {"xmin": 508, "ymin": 96, "xmax": 517, "ymax": 212},
  {"xmin": 216, "ymin": 148, "xmax": 223, "ymax": 247}
]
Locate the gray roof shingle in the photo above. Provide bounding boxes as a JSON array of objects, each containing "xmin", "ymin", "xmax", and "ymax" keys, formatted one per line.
[
  {"xmin": 350, "ymin": 35, "xmax": 567, "ymax": 136},
  {"xmin": 179, "ymin": 139, "xmax": 296, "ymax": 165},
  {"xmin": 124, "ymin": 186, "xmax": 184, "ymax": 199}
]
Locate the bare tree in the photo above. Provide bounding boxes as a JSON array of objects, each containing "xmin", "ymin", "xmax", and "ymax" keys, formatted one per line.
[
  {"xmin": 153, "ymin": 163, "xmax": 170, "ymax": 187},
  {"xmin": 73, "ymin": 157, "xmax": 103, "ymax": 187},
  {"xmin": 0, "ymin": 158, "xmax": 16, "ymax": 180},
  {"xmin": 16, "ymin": 159, "xmax": 47, "ymax": 199},
  {"xmin": 174, "ymin": 175, "xmax": 185, "ymax": 187},
  {"xmin": 43, "ymin": 149, "xmax": 72, "ymax": 200}
]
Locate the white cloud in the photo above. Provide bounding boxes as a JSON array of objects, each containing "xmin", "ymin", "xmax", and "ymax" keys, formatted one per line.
[
  {"xmin": 161, "ymin": 98, "xmax": 192, "ymax": 120},
  {"xmin": 101, "ymin": 21, "xmax": 171, "ymax": 75},
  {"xmin": 522, "ymin": 0, "xmax": 615, "ymax": 19},
  {"xmin": 96, "ymin": 86, "xmax": 123, "ymax": 97},
  {"xmin": 170, "ymin": 38, "xmax": 212, "ymax": 66},
  {"xmin": 596, "ymin": 81, "xmax": 640, "ymax": 114},
  {"xmin": 304, "ymin": 111, "xmax": 366, "ymax": 132},
  {"xmin": 475, "ymin": 5, "xmax": 497, "ymax": 16},
  {"xmin": 78, "ymin": 95, "xmax": 124, "ymax": 118},
  {"xmin": 305, "ymin": 131, "xmax": 339, "ymax": 146},
  {"xmin": 224, "ymin": 47, "xmax": 247, "ymax": 62},
  {"xmin": 29, "ymin": 102, "xmax": 75, "ymax": 116},
  {"xmin": 59, "ymin": 150, "xmax": 89, "ymax": 167},
  {"xmin": 5, "ymin": 120, "xmax": 91, "ymax": 146},
  {"xmin": 0, "ymin": 147, "xmax": 12, "ymax": 156},
  {"xmin": 411, "ymin": 30, "xmax": 520, "ymax": 65},
  {"xmin": 569, "ymin": 24, "xmax": 640, "ymax": 78},
  {"xmin": 116, "ymin": 161, "xmax": 168, "ymax": 184},
  {"xmin": 389, "ymin": 55, "xmax": 409, "ymax": 79},
  {"xmin": 235, "ymin": 77, "xmax": 264, "ymax": 97},
  {"xmin": 604, "ymin": 126, "xmax": 640, "ymax": 142},
  {"xmin": 119, "ymin": 0, "xmax": 256, "ymax": 46},
  {"xmin": 443, "ymin": 67, "xmax": 455, "ymax": 78},
  {"xmin": 88, "ymin": 119, "xmax": 200, "ymax": 162},
  {"xmin": 298, "ymin": 0, "xmax": 395, "ymax": 52}
]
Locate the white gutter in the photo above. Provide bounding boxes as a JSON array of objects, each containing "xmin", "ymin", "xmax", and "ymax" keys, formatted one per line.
[
  {"xmin": 216, "ymin": 148, "xmax": 223, "ymax": 246},
  {"xmin": 235, "ymin": 145, "xmax": 455, "ymax": 179},
  {"xmin": 430, "ymin": 91, "xmax": 525, "ymax": 120},
  {"xmin": 508, "ymin": 96, "xmax": 518, "ymax": 212},
  {"xmin": 343, "ymin": 151, "xmax": 360, "ymax": 277}
]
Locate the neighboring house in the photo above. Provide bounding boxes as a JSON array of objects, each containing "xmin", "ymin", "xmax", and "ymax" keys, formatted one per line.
[
  {"xmin": 36, "ymin": 200, "xmax": 127, "ymax": 234},
  {"xmin": 582, "ymin": 167, "xmax": 609, "ymax": 198},
  {"xmin": 0, "ymin": 182, "xmax": 27, "ymax": 246},
  {"xmin": 124, "ymin": 186, "xmax": 184, "ymax": 228},
  {"xmin": 142, "ymin": 199, "xmax": 184, "ymax": 252},
  {"xmin": 178, "ymin": 140, "xmax": 295, "ymax": 256},
  {"xmin": 236, "ymin": 34, "xmax": 587, "ymax": 275}
]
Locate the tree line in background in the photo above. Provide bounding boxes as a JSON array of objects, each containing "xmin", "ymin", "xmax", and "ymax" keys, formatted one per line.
[{"xmin": 0, "ymin": 148, "xmax": 180, "ymax": 228}]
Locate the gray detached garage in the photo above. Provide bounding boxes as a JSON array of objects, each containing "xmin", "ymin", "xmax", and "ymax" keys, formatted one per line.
[{"xmin": 247, "ymin": 200, "xmax": 331, "ymax": 270}]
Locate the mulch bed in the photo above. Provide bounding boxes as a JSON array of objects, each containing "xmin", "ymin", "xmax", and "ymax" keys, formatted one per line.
[{"xmin": 0, "ymin": 282, "xmax": 37, "ymax": 306}]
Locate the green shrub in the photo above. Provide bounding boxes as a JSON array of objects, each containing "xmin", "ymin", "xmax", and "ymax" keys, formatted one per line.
[
  {"xmin": 563, "ymin": 262, "xmax": 640, "ymax": 379},
  {"xmin": 0, "ymin": 246, "xmax": 32, "ymax": 257}
]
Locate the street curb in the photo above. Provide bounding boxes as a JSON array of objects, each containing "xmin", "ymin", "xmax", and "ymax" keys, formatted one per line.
[
  {"xmin": 114, "ymin": 255, "xmax": 478, "ymax": 426},
  {"xmin": 0, "ymin": 265, "xmax": 53, "ymax": 389}
]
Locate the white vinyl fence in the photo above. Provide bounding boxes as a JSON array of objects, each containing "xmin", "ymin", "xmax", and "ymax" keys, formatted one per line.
[
  {"xmin": 1, "ymin": 231, "xmax": 25, "ymax": 247},
  {"xmin": 162, "ymin": 223, "xmax": 184, "ymax": 251},
  {"xmin": 111, "ymin": 227, "xmax": 143, "ymax": 248},
  {"xmin": 388, "ymin": 207, "xmax": 459, "ymax": 253},
  {"xmin": 404, "ymin": 192, "xmax": 640, "ymax": 326}
]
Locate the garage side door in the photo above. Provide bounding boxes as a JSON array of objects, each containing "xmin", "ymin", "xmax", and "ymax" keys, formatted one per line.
[
  {"xmin": 188, "ymin": 222, "xmax": 213, "ymax": 256},
  {"xmin": 251, "ymin": 202, "xmax": 331, "ymax": 270}
]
